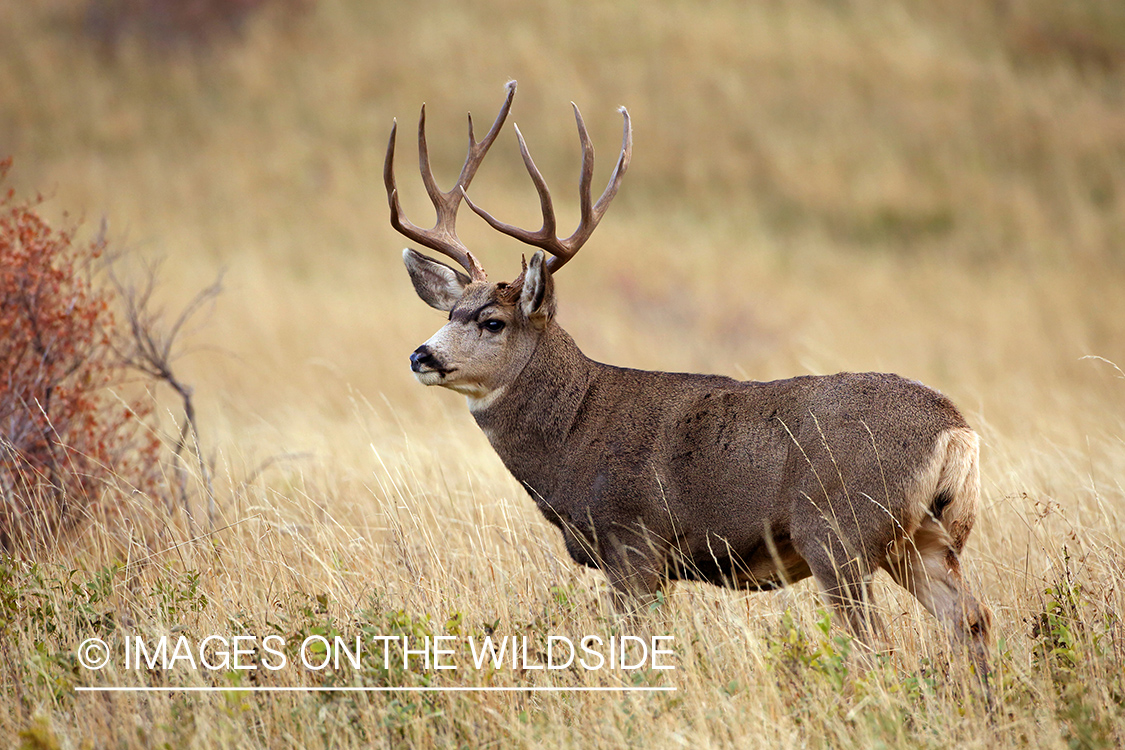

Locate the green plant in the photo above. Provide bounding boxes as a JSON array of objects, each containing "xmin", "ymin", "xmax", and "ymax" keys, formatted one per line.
[{"xmin": 1029, "ymin": 549, "xmax": 1119, "ymax": 750}]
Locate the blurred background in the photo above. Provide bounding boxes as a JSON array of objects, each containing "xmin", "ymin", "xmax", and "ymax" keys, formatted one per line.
[
  {"xmin": 1, "ymin": 0, "xmax": 1123, "ymax": 504},
  {"xmin": 3, "ymin": 4, "xmax": 1125, "ymax": 745}
]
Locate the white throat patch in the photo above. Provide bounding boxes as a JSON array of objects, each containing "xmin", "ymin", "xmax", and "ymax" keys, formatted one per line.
[{"xmin": 467, "ymin": 386, "xmax": 507, "ymax": 413}]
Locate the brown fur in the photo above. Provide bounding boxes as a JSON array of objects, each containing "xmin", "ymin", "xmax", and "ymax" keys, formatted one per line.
[
  {"xmin": 404, "ymin": 253, "xmax": 992, "ymax": 675},
  {"xmin": 393, "ymin": 83, "xmax": 990, "ymax": 681}
]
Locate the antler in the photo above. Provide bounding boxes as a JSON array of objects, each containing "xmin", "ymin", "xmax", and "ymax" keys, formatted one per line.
[
  {"xmin": 463, "ymin": 103, "xmax": 632, "ymax": 274},
  {"xmin": 384, "ymin": 81, "xmax": 517, "ymax": 282}
]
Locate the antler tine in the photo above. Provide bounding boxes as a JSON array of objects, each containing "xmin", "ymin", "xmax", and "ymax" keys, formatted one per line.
[
  {"xmin": 463, "ymin": 103, "xmax": 632, "ymax": 274},
  {"xmin": 458, "ymin": 80, "xmax": 517, "ymax": 188},
  {"xmin": 574, "ymin": 104, "xmax": 596, "ymax": 233},
  {"xmin": 383, "ymin": 81, "xmax": 518, "ymax": 282},
  {"xmin": 465, "ymin": 123, "xmax": 558, "ymax": 246}
]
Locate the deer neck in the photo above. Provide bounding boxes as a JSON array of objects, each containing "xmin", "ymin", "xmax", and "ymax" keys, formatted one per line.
[{"xmin": 468, "ymin": 322, "xmax": 597, "ymax": 492}]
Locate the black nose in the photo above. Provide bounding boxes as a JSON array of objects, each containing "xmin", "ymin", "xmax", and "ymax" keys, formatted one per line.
[{"xmin": 410, "ymin": 345, "xmax": 439, "ymax": 373}]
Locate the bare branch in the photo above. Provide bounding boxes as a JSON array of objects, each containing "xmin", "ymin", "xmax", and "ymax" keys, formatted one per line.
[{"xmin": 105, "ymin": 258, "xmax": 223, "ymax": 534}]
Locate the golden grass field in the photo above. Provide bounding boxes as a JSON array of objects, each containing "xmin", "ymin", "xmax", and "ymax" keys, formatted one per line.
[{"xmin": 3, "ymin": 0, "xmax": 1125, "ymax": 747}]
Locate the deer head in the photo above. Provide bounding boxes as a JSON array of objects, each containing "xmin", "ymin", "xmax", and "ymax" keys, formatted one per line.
[{"xmin": 385, "ymin": 81, "xmax": 631, "ymax": 408}]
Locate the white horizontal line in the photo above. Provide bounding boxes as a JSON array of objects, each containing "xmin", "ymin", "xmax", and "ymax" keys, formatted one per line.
[{"xmin": 76, "ymin": 685, "xmax": 675, "ymax": 693}]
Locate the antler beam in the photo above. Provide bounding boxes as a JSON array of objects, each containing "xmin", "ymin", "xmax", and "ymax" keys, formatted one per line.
[
  {"xmin": 384, "ymin": 80, "xmax": 517, "ymax": 282},
  {"xmin": 463, "ymin": 103, "xmax": 632, "ymax": 274}
]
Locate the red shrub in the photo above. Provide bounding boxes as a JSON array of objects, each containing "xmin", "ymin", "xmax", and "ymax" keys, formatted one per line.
[{"xmin": 0, "ymin": 159, "xmax": 162, "ymax": 548}]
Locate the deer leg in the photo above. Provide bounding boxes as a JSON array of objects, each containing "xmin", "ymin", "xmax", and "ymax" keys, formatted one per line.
[
  {"xmin": 598, "ymin": 529, "xmax": 666, "ymax": 613},
  {"xmin": 797, "ymin": 535, "xmax": 886, "ymax": 649}
]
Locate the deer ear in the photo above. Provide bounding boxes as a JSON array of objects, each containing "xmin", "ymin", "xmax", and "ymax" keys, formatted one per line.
[
  {"xmin": 403, "ymin": 248, "xmax": 471, "ymax": 311},
  {"xmin": 520, "ymin": 251, "xmax": 556, "ymax": 327}
]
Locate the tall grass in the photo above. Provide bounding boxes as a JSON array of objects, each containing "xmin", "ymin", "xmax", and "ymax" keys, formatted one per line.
[{"xmin": 1, "ymin": 0, "xmax": 1125, "ymax": 747}]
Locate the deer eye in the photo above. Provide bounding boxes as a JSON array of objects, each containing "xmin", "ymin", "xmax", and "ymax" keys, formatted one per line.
[{"xmin": 481, "ymin": 319, "xmax": 506, "ymax": 333}]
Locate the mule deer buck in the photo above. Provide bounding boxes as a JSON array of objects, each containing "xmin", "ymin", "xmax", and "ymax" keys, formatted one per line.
[{"xmin": 385, "ymin": 81, "xmax": 992, "ymax": 674}]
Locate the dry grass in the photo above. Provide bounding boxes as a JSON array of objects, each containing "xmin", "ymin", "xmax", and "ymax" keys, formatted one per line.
[{"xmin": 2, "ymin": 0, "xmax": 1125, "ymax": 747}]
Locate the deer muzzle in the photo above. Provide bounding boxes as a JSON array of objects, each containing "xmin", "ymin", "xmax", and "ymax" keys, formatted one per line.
[{"xmin": 409, "ymin": 345, "xmax": 453, "ymax": 384}]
